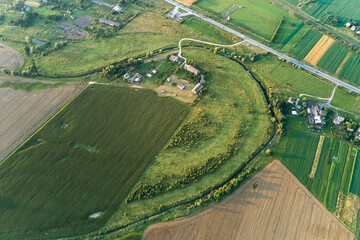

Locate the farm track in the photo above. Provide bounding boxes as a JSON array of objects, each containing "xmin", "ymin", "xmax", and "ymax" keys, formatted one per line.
[
  {"xmin": 142, "ymin": 160, "xmax": 354, "ymax": 240},
  {"xmin": 0, "ymin": 82, "xmax": 85, "ymax": 162}
]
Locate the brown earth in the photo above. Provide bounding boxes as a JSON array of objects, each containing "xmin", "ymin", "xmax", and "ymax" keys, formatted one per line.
[
  {"xmin": 0, "ymin": 79, "xmax": 85, "ymax": 162},
  {"xmin": 143, "ymin": 160, "xmax": 354, "ymax": 240},
  {"xmin": 175, "ymin": 0, "xmax": 197, "ymax": 6},
  {"xmin": 24, "ymin": 1, "xmax": 41, "ymax": 7},
  {"xmin": 0, "ymin": 43, "xmax": 24, "ymax": 70},
  {"xmin": 304, "ymin": 35, "xmax": 335, "ymax": 65},
  {"xmin": 55, "ymin": 21, "xmax": 88, "ymax": 40},
  {"xmin": 74, "ymin": 15, "xmax": 95, "ymax": 28}
]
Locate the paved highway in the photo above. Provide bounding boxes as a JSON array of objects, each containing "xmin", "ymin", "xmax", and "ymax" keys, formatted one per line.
[{"xmin": 166, "ymin": 0, "xmax": 360, "ymax": 94}]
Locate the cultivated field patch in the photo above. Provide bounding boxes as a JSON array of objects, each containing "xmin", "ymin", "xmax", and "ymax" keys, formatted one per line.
[
  {"xmin": 0, "ymin": 85, "xmax": 189, "ymax": 239},
  {"xmin": 292, "ymin": 30, "xmax": 323, "ymax": 59},
  {"xmin": 304, "ymin": 35, "xmax": 335, "ymax": 65},
  {"xmin": 55, "ymin": 21, "xmax": 88, "ymax": 40},
  {"xmin": 339, "ymin": 53, "xmax": 360, "ymax": 85},
  {"xmin": 175, "ymin": 0, "xmax": 197, "ymax": 6},
  {"xmin": 24, "ymin": 1, "xmax": 40, "ymax": 7},
  {"xmin": 143, "ymin": 160, "xmax": 354, "ymax": 240},
  {"xmin": 74, "ymin": 15, "xmax": 94, "ymax": 28},
  {"xmin": 317, "ymin": 42, "xmax": 349, "ymax": 74},
  {"xmin": 0, "ymin": 43, "xmax": 24, "ymax": 70}
]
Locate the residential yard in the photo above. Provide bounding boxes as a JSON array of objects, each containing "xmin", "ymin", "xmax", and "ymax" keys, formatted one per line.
[{"xmin": 0, "ymin": 85, "xmax": 189, "ymax": 239}]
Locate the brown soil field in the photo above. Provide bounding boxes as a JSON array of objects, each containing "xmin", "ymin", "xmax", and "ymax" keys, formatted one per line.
[
  {"xmin": 24, "ymin": 1, "xmax": 41, "ymax": 7},
  {"xmin": 143, "ymin": 160, "xmax": 354, "ymax": 240},
  {"xmin": 304, "ymin": 35, "xmax": 335, "ymax": 65},
  {"xmin": 0, "ymin": 43, "xmax": 24, "ymax": 70},
  {"xmin": 0, "ymin": 80, "xmax": 85, "ymax": 162},
  {"xmin": 74, "ymin": 15, "xmax": 95, "ymax": 28},
  {"xmin": 175, "ymin": 0, "xmax": 197, "ymax": 6},
  {"xmin": 56, "ymin": 21, "xmax": 88, "ymax": 40}
]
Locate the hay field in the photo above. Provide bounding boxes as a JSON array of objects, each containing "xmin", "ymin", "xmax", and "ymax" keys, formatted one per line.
[
  {"xmin": 304, "ymin": 35, "xmax": 335, "ymax": 65},
  {"xmin": 0, "ymin": 81, "xmax": 84, "ymax": 162},
  {"xmin": 24, "ymin": 1, "xmax": 41, "ymax": 7},
  {"xmin": 175, "ymin": 0, "xmax": 197, "ymax": 6},
  {"xmin": 143, "ymin": 160, "xmax": 354, "ymax": 240},
  {"xmin": 0, "ymin": 43, "xmax": 24, "ymax": 70}
]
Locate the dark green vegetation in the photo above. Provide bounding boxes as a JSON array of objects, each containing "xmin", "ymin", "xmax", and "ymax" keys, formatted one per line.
[
  {"xmin": 0, "ymin": 81, "xmax": 64, "ymax": 92},
  {"xmin": 317, "ymin": 42, "xmax": 348, "ymax": 74},
  {"xmin": 339, "ymin": 53, "xmax": 360, "ymax": 85},
  {"xmin": 291, "ymin": 30, "xmax": 323, "ymax": 59},
  {"xmin": 350, "ymin": 152, "xmax": 360, "ymax": 197},
  {"xmin": 0, "ymin": 85, "xmax": 189, "ymax": 239}
]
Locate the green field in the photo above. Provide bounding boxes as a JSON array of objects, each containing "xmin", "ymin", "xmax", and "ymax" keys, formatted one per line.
[
  {"xmin": 0, "ymin": 85, "xmax": 189, "ymax": 239},
  {"xmin": 339, "ymin": 53, "xmax": 360, "ymax": 85},
  {"xmin": 350, "ymin": 152, "xmax": 360, "ymax": 197},
  {"xmin": 280, "ymin": 24, "xmax": 311, "ymax": 52},
  {"xmin": 291, "ymin": 30, "xmax": 323, "ymax": 59},
  {"xmin": 331, "ymin": 87, "xmax": 360, "ymax": 115},
  {"xmin": 268, "ymin": 62, "xmax": 334, "ymax": 97},
  {"xmin": 317, "ymin": 42, "xmax": 348, "ymax": 74},
  {"xmin": 195, "ymin": 0, "xmax": 300, "ymax": 40},
  {"xmin": 274, "ymin": 129, "xmax": 319, "ymax": 184},
  {"xmin": 302, "ymin": 0, "xmax": 360, "ymax": 21}
]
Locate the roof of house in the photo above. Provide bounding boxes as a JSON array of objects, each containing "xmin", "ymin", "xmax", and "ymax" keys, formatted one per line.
[
  {"xmin": 186, "ymin": 65, "xmax": 200, "ymax": 75},
  {"xmin": 177, "ymin": 83, "xmax": 185, "ymax": 89},
  {"xmin": 192, "ymin": 83, "xmax": 203, "ymax": 94},
  {"xmin": 99, "ymin": 18, "xmax": 120, "ymax": 27}
]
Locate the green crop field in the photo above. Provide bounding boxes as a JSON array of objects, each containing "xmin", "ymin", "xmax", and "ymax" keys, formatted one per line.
[
  {"xmin": 281, "ymin": 24, "xmax": 311, "ymax": 52},
  {"xmin": 195, "ymin": 0, "xmax": 299, "ymax": 40},
  {"xmin": 291, "ymin": 30, "xmax": 323, "ymax": 59},
  {"xmin": 350, "ymin": 151, "xmax": 360, "ymax": 197},
  {"xmin": 331, "ymin": 87, "xmax": 360, "ymax": 115},
  {"xmin": 317, "ymin": 42, "xmax": 348, "ymax": 74},
  {"xmin": 302, "ymin": 0, "xmax": 360, "ymax": 21},
  {"xmin": 269, "ymin": 63, "xmax": 334, "ymax": 97},
  {"xmin": 339, "ymin": 53, "xmax": 360, "ymax": 85},
  {"xmin": 340, "ymin": 147, "xmax": 357, "ymax": 195},
  {"xmin": 274, "ymin": 129, "xmax": 319, "ymax": 184},
  {"xmin": 0, "ymin": 85, "xmax": 189, "ymax": 239}
]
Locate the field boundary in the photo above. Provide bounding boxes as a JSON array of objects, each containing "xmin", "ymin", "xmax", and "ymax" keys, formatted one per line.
[
  {"xmin": 304, "ymin": 35, "xmax": 335, "ymax": 65},
  {"xmin": 310, "ymin": 135, "xmax": 325, "ymax": 178},
  {"xmin": 335, "ymin": 52, "xmax": 352, "ymax": 75},
  {"xmin": 0, "ymin": 84, "xmax": 88, "ymax": 167}
]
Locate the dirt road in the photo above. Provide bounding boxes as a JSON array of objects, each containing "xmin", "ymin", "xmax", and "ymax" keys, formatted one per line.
[
  {"xmin": 143, "ymin": 160, "xmax": 354, "ymax": 240},
  {"xmin": 0, "ymin": 82, "xmax": 85, "ymax": 162}
]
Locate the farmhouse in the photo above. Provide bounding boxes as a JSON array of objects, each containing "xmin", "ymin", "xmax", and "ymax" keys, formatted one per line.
[
  {"xmin": 123, "ymin": 73, "xmax": 130, "ymax": 80},
  {"xmin": 345, "ymin": 22, "xmax": 351, "ymax": 28},
  {"xmin": 357, "ymin": 30, "xmax": 360, "ymax": 35},
  {"xmin": 99, "ymin": 18, "xmax": 120, "ymax": 27},
  {"xmin": 92, "ymin": 0, "xmax": 115, "ymax": 8},
  {"xmin": 185, "ymin": 64, "xmax": 200, "ymax": 75},
  {"xmin": 113, "ymin": 5, "xmax": 123, "ymax": 12},
  {"xmin": 146, "ymin": 73, "xmax": 152, "ymax": 78},
  {"xmin": 131, "ymin": 73, "xmax": 142, "ymax": 83},
  {"xmin": 351, "ymin": 26, "xmax": 356, "ymax": 31},
  {"xmin": 306, "ymin": 101, "xmax": 325, "ymax": 126},
  {"xmin": 355, "ymin": 128, "xmax": 360, "ymax": 140},
  {"xmin": 192, "ymin": 83, "xmax": 203, "ymax": 94},
  {"xmin": 152, "ymin": 69, "xmax": 157, "ymax": 74},
  {"xmin": 177, "ymin": 83, "xmax": 185, "ymax": 90},
  {"xmin": 169, "ymin": 55, "xmax": 178, "ymax": 62},
  {"xmin": 288, "ymin": 97, "xmax": 295, "ymax": 104},
  {"xmin": 333, "ymin": 116, "xmax": 345, "ymax": 126},
  {"xmin": 291, "ymin": 110, "xmax": 298, "ymax": 116},
  {"xmin": 200, "ymin": 75, "xmax": 206, "ymax": 84}
]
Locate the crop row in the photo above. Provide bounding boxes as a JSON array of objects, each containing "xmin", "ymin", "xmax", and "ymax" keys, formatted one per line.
[
  {"xmin": 317, "ymin": 42, "xmax": 348, "ymax": 74},
  {"xmin": 291, "ymin": 30, "xmax": 323, "ymax": 59}
]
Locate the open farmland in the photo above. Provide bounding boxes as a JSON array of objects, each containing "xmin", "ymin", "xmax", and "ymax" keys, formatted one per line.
[
  {"xmin": 0, "ymin": 85, "xmax": 189, "ymax": 239},
  {"xmin": 195, "ymin": 0, "xmax": 300, "ymax": 41},
  {"xmin": 142, "ymin": 160, "xmax": 354, "ymax": 240},
  {"xmin": 339, "ymin": 53, "xmax": 360, "ymax": 85},
  {"xmin": 0, "ymin": 79, "xmax": 84, "ymax": 162},
  {"xmin": 331, "ymin": 87, "xmax": 360, "ymax": 115},
  {"xmin": 0, "ymin": 43, "xmax": 24, "ymax": 70},
  {"xmin": 291, "ymin": 30, "xmax": 323, "ymax": 59},
  {"xmin": 175, "ymin": 0, "xmax": 197, "ymax": 6},
  {"xmin": 304, "ymin": 35, "xmax": 335, "ymax": 65},
  {"xmin": 317, "ymin": 42, "xmax": 349, "ymax": 74}
]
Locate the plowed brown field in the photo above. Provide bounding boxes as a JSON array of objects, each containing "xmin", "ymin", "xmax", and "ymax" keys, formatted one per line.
[
  {"xmin": 143, "ymin": 160, "xmax": 354, "ymax": 240},
  {"xmin": 175, "ymin": 0, "xmax": 197, "ymax": 6},
  {"xmin": 304, "ymin": 35, "xmax": 335, "ymax": 65},
  {"xmin": 0, "ymin": 43, "xmax": 24, "ymax": 70},
  {"xmin": 0, "ymin": 80, "xmax": 85, "ymax": 162}
]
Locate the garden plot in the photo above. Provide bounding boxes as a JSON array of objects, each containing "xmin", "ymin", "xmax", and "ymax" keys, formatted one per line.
[{"xmin": 55, "ymin": 21, "xmax": 88, "ymax": 40}]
